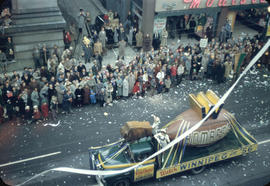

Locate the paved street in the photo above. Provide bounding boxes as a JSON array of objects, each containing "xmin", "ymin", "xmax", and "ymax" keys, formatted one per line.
[{"xmin": 0, "ymin": 66, "xmax": 270, "ymax": 186}]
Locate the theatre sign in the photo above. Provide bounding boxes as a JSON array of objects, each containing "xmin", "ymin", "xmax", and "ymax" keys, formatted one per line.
[{"xmin": 155, "ymin": 0, "xmax": 267, "ymax": 11}]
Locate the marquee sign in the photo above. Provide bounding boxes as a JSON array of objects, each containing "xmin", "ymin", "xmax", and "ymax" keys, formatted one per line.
[{"xmin": 155, "ymin": 0, "xmax": 267, "ymax": 12}]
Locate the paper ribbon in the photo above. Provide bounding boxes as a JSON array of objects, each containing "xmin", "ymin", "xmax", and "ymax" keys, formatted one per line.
[{"xmin": 16, "ymin": 39, "xmax": 270, "ymax": 186}]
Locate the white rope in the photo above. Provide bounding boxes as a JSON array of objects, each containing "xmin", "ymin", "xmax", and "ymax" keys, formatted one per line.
[{"xmin": 16, "ymin": 39, "xmax": 270, "ymax": 186}]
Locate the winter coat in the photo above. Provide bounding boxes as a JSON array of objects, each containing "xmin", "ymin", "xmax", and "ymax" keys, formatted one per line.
[
  {"xmin": 118, "ymin": 40, "xmax": 126, "ymax": 58},
  {"xmin": 128, "ymin": 28, "xmax": 134, "ymax": 45},
  {"xmin": 90, "ymin": 90, "xmax": 96, "ymax": 104},
  {"xmin": 99, "ymin": 31, "xmax": 107, "ymax": 48},
  {"xmin": 128, "ymin": 74, "xmax": 135, "ymax": 94},
  {"xmin": 41, "ymin": 103, "xmax": 49, "ymax": 118},
  {"xmin": 136, "ymin": 32, "xmax": 143, "ymax": 47},
  {"xmin": 161, "ymin": 30, "xmax": 168, "ymax": 47},
  {"xmin": 165, "ymin": 78, "xmax": 171, "ymax": 88},
  {"xmin": 224, "ymin": 61, "xmax": 232, "ymax": 79},
  {"xmin": 33, "ymin": 109, "xmax": 42, "ymax": 120},
  {"xmin": 83, "ymin": 87, "xmax": 90, "ymax": 104},
  {"xmin": 40, "ymin": 86, "xmax": 48, "ymax": 104},
  {"xmin": 143, "ymin": 35, "xmax": 152, "ymax": 52},
  {"xmin": 105, "ymin": 84, "xmax": 113, "ymax": 103},
  {"xmin": 94, "ymin": 42, "xmax": 103, "ymax": 55},
  {"xmin": 31, "ymin": 91, "xmax": 40, "ymax": 107},
  {"xmin": 55, "ymin": 85, "xmax": 65, "ymax": 104},
  {"xmin": 114, "ymin": 29, "xmax": 119, "ymax": 43},
  {"xmin": 123, "ymin": 79, "xmax": 129, "ymax": 97},
  {"xmin": 116, "ymin": 78, "xmax": 123, "ymax": 96}
]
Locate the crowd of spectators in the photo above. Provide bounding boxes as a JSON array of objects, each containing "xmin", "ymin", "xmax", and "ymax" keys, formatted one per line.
[
  {"xmin": 0, "ymin": 8, "xmax": 269, "ymax": 125},
  {"xmin": 0, "ymin": 5, "xmax": 14, "ymax": 73}
]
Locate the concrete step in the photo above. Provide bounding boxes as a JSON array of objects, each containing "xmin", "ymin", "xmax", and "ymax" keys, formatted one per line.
[
  {"xmin": 15, "ymin": 40, "xmax": 64, "ymax": 58},
  {"xmin": 13, "ymin": 10, "xmax": 62, "ymax": 20},
  {"xmin": 6, "ymin": 20, "xmax": 66, "ymax": 35},
  {"xmin": 13, "ymin": 30, "xmax": 64, "ymax": 45},
  {"xmin": 14, "ymin": 15, "xmax": 64, "ymax": 25},
  {"xmin": 7, "ymin": 59, "xmax": 35, "ymax": 71}
]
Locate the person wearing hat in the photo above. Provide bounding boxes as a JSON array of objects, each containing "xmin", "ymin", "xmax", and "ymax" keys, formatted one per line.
[
  {"xmin": 31, "ymin": 87, "xmax": 40, "ymax": 108},
  {"xmin": 82, "ymin": 36, "xmax": 92, "ymax": 63},
  {"xmin": 75, "ymin": 84, "xmax": 84, "ymax": 107},
  {"xmin": 24, "ymin": 105, "xmax": 32, "ymax": 124},
  {"xmin": 77, "ymin": 8, "xmax": 86, "ymax": 45},
  {"xmin": 63, "ymin": 90, "xmax": 73, "ymax": 113},
  {"xmin": 118, "ymin": 39, "xmax": 126, "ymax": 60},
  {"xmin": 41, "ymin": 98, "xmax": 49, "ymax": 121},
  {"xmin": 99, "ymin": 27, "xmax": 107, "ymax": 54},
  {"xmin": 94, "ymin": 39, "xmax": 103, "ymax": 56},
  {"xmin": 33, "ymin": 105, "xmax": 42, "ymax": 124}
]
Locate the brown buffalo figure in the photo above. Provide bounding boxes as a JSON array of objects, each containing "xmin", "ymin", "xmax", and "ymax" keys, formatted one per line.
[{"xmin": 120, "ymin": 121, "xmax": 153, "ymax": 142}]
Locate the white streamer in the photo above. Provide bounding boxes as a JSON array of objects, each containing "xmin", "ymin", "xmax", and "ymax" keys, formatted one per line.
[
  {"xmin": 43, "ymin": 121, "xmax": 61, "ymax": 127},
  {"xmin": 16, "ymin": 39, "xmax": 270, "ymax": 186}
]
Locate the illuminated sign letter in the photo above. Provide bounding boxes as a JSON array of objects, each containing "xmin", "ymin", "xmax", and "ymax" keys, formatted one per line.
[
  {"xmin": 252, "ymin": 0, "xmax": 256, "ymax": 3},
  {"xmin": 184, "ymin": 0, "xmax": 192, "ymax": 2},
  {"xmin": 240, "ymin": 0, "xmax": 246, "ymax": 4},
  {"xmin": 231, "ymin": 0, "xmax": 236, "ymax": 5},
  {"xmin": 260, "ymin": 0, "xmax": 265, "ymax": 2},
  {"xmin": 218, "ymin": 0, "xmax": 223, "ymax": 6},
  {"xmin": 190, "ymin": 0, "xmax": 201, "ymax": 8},
  {"xmin": 206, "ymin": 0, "xmax": 215, "ymax": 7}
]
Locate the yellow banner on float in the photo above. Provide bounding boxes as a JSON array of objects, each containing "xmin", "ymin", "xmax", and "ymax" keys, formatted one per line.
[
  {"xmin": 134, "ymin": 164, "xmax": 155, "ymax": 181},
  {"xmin": 156, "ymin": 143, "xmax": 257, "ymax": 179},
  {"xmin": 266, "ymin": 18, "xmax": 270, "ymax": 37}
]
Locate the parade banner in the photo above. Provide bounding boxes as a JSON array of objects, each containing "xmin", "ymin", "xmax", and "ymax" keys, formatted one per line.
[
  {"xmin": 267, "ymin": 18, "xmax": 270, "ymax": 37},
  {"xmin": 234, "ymin": 53, "xmax": 246, "ymax": 74},
  {"xmin": 200, "ymin": 38, "xmax": 208, "ymax": 48},
  {"xmin": 227, "ymin": 11, "xmax": 236, "ymax": 32},
  {"xmin": 16, "ymin": 39, "xmax": 270, "ymax": 186},
  {"xmin": 154, "ymin": 18, "xmax": 167, "ymax": 33}
]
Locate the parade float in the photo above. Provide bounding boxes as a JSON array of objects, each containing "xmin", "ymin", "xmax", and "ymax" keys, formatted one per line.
[{"xmin": 89, "ymin": 90, "xmax": 258, "ymax": 186}]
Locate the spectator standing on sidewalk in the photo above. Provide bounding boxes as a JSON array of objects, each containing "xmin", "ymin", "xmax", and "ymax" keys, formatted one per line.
[
  {"xmin": 77, "ymin": 8, "xmax": 86, "ymax": 44},
  {"xmin": 63, "ymin": 90, "xmax": 73, "ymax": 113},
  {"xmin": 161, "ymin": 28, "xmax": 168, "ymax": 47},
  {"xmin": 99, "ymin": 27, "xmax": 107, "ymax": 54},
  {"xmin": 143, "ymin": 34, "xmax": 152, "ymax": 52},
  {"xmin": 164, "ymin": 75, "xmax": 171, "ymax": 92},
  {"xmin": 123, "ymin": 76, "xmax": 129, "ymax": 99},
  {"xmin": 136, "ymin": 30, "xmax": 143, "ymax": 51},
  {"xmin": 32, "ymin": 46, "xmax": 41, "ymax": 69},
  {"xmin": 118, "ymin": 39, "xmax": 126, "ymax": 60},
  {"xmin": 0, "ymin": 49, "xmax": 7, "ymax": 72},
  {"xmin": 50, "ymin": 96, "xmax": 58, "ymax": 121},
  {"xmin": 6, "ymin": 37, "xmax": 14, "ymax": 61}
]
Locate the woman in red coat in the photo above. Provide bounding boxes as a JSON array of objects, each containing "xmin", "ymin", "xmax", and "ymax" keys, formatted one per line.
[
  {"xmin": 41, "ymin": 102, "xmax": 49, "ymax": 121},
  {"xmin": 132, "ymin": 81, "xmax": 140, "ymax": 97}
]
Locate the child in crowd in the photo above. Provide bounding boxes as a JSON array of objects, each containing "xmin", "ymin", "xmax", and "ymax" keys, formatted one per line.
[
  {"xmin": 32, "ymin": 105, "xmax": 42, "ymax": 124},
  {"xmin": 41, "ymin": 101, "xmax": 49, "ymax": 121},
  {"xmin": 24, "ymin": 106, "xmax": 32, "ymax": 124},
  {"xmin": 90, "ymin": 89, "xmax": 96, "ymax": 104},
  {"xmin": 164, "ymin": 75, "xmax": 171, "ymax": 92}
]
